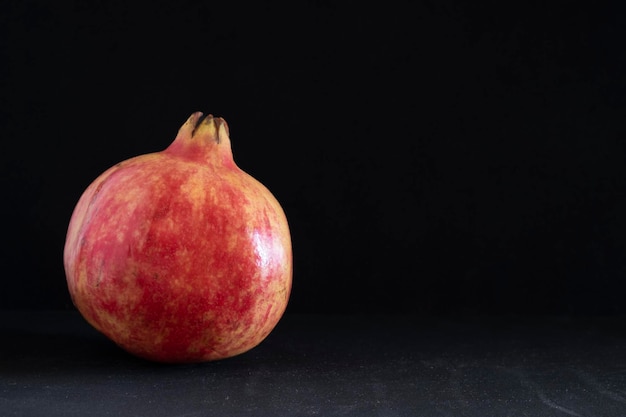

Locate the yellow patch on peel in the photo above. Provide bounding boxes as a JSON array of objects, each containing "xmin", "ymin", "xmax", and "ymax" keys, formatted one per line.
[{"xmin": 179, "ymin": 170, "xmax": 208, "ymax": 215}]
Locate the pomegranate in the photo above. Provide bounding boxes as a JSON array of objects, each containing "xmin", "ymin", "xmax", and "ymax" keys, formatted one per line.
[{"xmin": 63, "ymin": 112, "xmax": 292, "ymax": 363}]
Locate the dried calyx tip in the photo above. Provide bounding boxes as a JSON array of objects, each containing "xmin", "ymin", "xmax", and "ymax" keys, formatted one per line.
[
  {"xmin": 191, "ymin": 113, "xmax": 212, "ymax": 136},
  {"xmin": 190, "ymin": 113, "xmax": 229, "ymax": 143}
]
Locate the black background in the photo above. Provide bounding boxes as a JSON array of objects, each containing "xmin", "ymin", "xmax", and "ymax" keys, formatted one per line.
[{"xmin": 2, "ymin": 1, "xmax": 626, "ymax": 316}]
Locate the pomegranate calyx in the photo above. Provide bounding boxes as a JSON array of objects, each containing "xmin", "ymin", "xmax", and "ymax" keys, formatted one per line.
[
  {"xmin": 167, "ymin": 112, "xmax": 235, "ymax": 166},
  {"xmin": 191, "ymin": 113, "xmax": 229, "ymax": 144}
]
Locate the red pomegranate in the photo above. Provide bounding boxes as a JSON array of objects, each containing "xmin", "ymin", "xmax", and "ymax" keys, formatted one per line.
[{"xmin": 63, "ymin": 112, "xmax": 292, "ymax": 363}]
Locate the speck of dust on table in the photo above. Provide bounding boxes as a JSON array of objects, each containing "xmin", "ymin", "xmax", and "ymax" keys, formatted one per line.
[{"xmin": 1, "ymin": 311, "xmax": 626, "ymax": 417}]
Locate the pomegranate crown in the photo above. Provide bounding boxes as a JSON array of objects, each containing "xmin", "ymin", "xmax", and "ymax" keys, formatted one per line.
[
  {"xmin": 188, "ymin": 112, "xmax": 230, "ymax": 143},
  {"xmin": 166, "ymin": 112, "xmax": 234, "ymax": 165}
]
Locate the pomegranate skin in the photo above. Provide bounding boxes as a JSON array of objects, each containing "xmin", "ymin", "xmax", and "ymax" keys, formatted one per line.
[{"xmin": 63, "ymin": 113, "xmax": 292, "ymax": 363}]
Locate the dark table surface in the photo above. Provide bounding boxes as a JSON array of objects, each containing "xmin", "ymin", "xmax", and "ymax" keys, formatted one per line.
[{"xmin": 1, "ymin": 310, "xmax": 626, "ymax": 417}]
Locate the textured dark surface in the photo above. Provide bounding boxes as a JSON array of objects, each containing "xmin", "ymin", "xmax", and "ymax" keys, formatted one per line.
[{"xmin": 1, "ymin": 311, "xmax": 626, "ymax": 416}]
